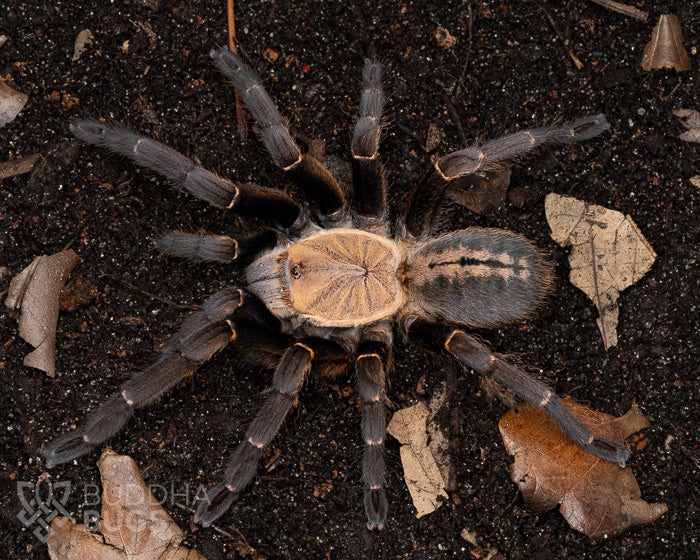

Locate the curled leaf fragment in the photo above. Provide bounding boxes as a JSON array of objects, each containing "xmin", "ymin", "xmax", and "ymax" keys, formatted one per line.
[
  {"xmin": 5, "ymin": 250, "xmax": 79, "ymax": 375},
  {"xmin": 72, "ymin": 29, "xmax": 94, "ymax": 61},
  {"xmin": 641, "ymin": 14, "xmax": 691, "ymax": 72},
  {"xmin": 0, "ymin": 80, "xmax": 28, "ymax": 127},
  {"xmin": 673, "ymin": 108, "xmax": 700, "ymax": 144},
  {"xmin": 545, "ymin": 193, "xmax": 656, "ymax": 349},
  {"xmin": 499, "ymin": 399, "xmax": 667, "ymax": 537}
]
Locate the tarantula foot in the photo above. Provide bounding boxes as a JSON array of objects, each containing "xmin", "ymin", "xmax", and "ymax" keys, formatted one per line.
[
  {"xmin": 588, "ymin": 436, "xmax": 631, "ymax": 467},
  {"xmin": 45, "ymin": 434, "xmax": 94, "ymax": 468},
  {"xmin": 195, "ymin": 484, "xmax": 238, "ymax": 527},
  {"xmin": 364, "ymin": 488, "xmax": 387, "ymax": 530}
]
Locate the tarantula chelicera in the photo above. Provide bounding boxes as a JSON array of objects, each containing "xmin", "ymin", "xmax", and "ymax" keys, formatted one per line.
[{"xmin": 46, "ymin": 47, "xmax": 630, "ymax": 530}]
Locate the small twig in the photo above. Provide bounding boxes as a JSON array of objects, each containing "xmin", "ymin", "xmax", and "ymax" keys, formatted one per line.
[
  {"xmin": 450, "ymin": 2, "xmax": 474, "ymax": 102},
  {"xmin": 534, "ymin": 1, "xmax": 584, "ymax": 70},
  {"xmin": 174, "ymin": 502, "xmax": 267, "ymax": 559},
  {"xmin": 100, "ymin": 270, "xmax": 199, "ymax": 310},
  {"xmin": 588, "ymin": 0, "xmax": 648, "ymax": 21},
  {"xmin": 442, "ymin": 92, "xmax": 468, "ymax": 146},
  {"xmin": 227, "ymin": 0, "xmax": 248, "ymax": 141},
  {"xmin": 445, "ymin": 2, "xmax": 473, "ymax": 145}
]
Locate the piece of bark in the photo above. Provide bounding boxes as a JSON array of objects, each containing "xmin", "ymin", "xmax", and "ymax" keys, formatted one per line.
[
  {"xmin": 5, "ymin": 250, "xmax": 80, "ymax": 376},
  {"xmin": 545, "ymin": 193, "xmax": 656, "ymax": 349}
]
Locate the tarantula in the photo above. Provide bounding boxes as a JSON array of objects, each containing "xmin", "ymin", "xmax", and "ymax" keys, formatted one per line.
[{"xmin": 45, "ymin": 47, "xmax": 630, "ymax": 530}]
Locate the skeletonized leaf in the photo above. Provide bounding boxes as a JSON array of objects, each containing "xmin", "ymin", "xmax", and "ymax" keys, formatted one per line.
[
  {"xmin": 641, "ymin": 14, "xmax": 691, "ymax": 72},
  {"xmin": 5, "ymin": 250, "xmax": 79, "ymax": 375},
  {"xmin": 545, "ymin": 193, "xmax": 656, "ymax": 349},
  {"xmin": 499, "ymin": 398, "xmax": 667, "ymax": 538},
  {"xmin": 47, "ymin": 450, "xmax": 207, "ymax": 560},
  {"xmin": 387, "ymin": 402, "xmax": 448, "ymax": 518}
]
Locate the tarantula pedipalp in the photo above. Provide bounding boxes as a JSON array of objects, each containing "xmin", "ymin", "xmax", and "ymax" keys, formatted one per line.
[{"xmin": 45, "ymin": 47, "xmax": 630, "ymax": 530}]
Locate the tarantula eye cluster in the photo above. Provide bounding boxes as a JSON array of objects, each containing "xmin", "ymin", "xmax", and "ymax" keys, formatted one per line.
[{"xmin": 46, "ymin": 47, "xmax": 628, "ymax": 530}]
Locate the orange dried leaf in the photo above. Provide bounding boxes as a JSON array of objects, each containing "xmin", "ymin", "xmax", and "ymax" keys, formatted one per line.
[
  {"xmin": 499, "ymin": 398, "xmax": 667, "ymax": 538},
  {"xmin": 641, "ymin": 14, "xmax": 691, "ymax": 72}
]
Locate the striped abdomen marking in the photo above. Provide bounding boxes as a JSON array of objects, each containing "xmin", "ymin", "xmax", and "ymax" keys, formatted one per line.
[{"xmin": 406, "ymin": 228, "xmax": 552, "ymax": 327}]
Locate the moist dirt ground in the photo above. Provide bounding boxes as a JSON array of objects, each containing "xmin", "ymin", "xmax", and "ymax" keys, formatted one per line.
[{"xmin": 1, "ymin": 1, "xmax": 698, "ymax": 559}]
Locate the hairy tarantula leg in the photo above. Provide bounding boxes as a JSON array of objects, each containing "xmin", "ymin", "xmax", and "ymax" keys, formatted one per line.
[
  {"xmin": 351, "ymin": 60, "xmax": 387, "ymax": 218},
  {"xmin": 406, "ymin": 321, "xmax": 631, "ymax": 465},
  {"xmin": 210, "ymin": 47, "xmax": 346, "ymax": 217},
  {"xmin": 156, "ymin": 229, "xmax": 279, "ymax": 264},
  {"xmin": 405, "ymin": 115, "xmax": 610, "ymax": 236},
  {"xmin": 195, "ymin": 342, "xmax": 315, "ymax": 526},
  {"xmin": 70, "ymin": 120, "xmax": 301, "ymax": 228},
  {"xmin": 356, "ymin": 342, "xmax": 389, "ymax": 530},
  {"xmin": 44, "ymin": 288, "xmax": 277, "ymax": 467}
]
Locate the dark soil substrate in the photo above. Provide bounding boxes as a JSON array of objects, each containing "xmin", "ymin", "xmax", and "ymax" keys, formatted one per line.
[{"xmin": 2, "ymin": 1, "xmax": 697, "ymax": 558}]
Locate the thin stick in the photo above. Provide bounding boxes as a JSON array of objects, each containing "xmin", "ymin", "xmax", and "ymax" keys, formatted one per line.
[
  {"xmin": 227, "ymin": 0, "xmax": 248, "ymax": 140},
  {"xmin": 588, "ymin": 0, "xmax": 648, "ymax": 21},
  {"xmin": 534, "ymin": 1, "xmax": 584, "ymax": 70}
]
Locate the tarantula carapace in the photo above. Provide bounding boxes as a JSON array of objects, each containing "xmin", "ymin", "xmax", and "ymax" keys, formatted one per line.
[{"xmin": 45, "ymin": 47, "xmax": 630, "ymax": 530}]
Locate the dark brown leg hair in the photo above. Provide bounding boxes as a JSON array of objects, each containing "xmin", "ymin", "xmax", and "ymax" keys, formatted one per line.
[
  {"xmin": 355, "ymin": 340, "xmax": 390, "ymax": 530},
  {"xmin": 405, "ymin": 319, "xmax": 630, "ymax": 465},
  {"xmin": 351, "ymin": 60, "xmax": 387, "ymax": 218},
  {"xmin": 70, "ymin": 120, "xmax": 303, "ymax": 228},
  {"xmin": 211, "ymin": 48, "xmax": 346, "ymax": 218},
  {"xmin": 156, "ymin": 229, "xmax": 279, "ymax": 264},
  {"xmin": 404, "ymin": 115, "xmax": 610, "ymax": 236},
  {"xmin": 195, "ymin": 338, "xmax": 347, "ymax": 526},
  {"xmin": 44, "ymin": 288, "xmax": 284, "ymax": 467}
]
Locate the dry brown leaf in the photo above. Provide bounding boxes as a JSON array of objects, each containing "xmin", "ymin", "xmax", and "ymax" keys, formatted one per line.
[
  {"xmin": 545, "ymin": 193, "xmax": 656, "ymax": 350},
  {"xmin": 47, "ymin": 450, "xmax": 207, "ymax": 560},
  {"xmin": 447, "ymin": 168, "xmax": 511, "ymax": 215},
  {"xmin": 72, "ymin": 29, "xmax": 94, "ymax": 61},
  {"xmin": 5, "ymin": 250, "xmax": 79, "ymax": 375},
  {"xmin": 425, "ymin": 123, "xmax": 441, "ymax": 153},
  {"xmin": 0, "ymin": 80, "xmax": 28, "ymax": 127},
  {"xmin": 499, "ymin": 398, "xmax": 667, "ymax": 538},
  {"xmin": 0, "ymin": 153, "xmax": 41, "ymax": 179},
  {"xmin": 641, "ymin": 14, "xmax": 691, "ymax": 72},
  {"xmin": 673, "ymin": 108, "xmax": 700, "ymax": 144},
  {"xmin": 387, "ymin": 402, "xmax": 448, "ymax": 518}
]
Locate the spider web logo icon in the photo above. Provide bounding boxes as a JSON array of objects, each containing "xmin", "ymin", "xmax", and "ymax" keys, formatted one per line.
[{"xmin": 17, "ymin": 477, "xmax": 71, "ymax": 543}]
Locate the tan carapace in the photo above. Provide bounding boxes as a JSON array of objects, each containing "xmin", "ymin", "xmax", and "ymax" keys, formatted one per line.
[{"xmin": 246, "ymin": 228, "xmax": 406, "ymax": 327}]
